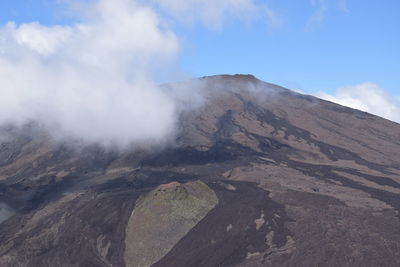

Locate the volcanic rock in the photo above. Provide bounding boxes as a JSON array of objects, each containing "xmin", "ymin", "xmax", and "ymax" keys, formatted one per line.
[{"xmin": 0, "ymin": 74, "xmax": 399, "ymax": 266}]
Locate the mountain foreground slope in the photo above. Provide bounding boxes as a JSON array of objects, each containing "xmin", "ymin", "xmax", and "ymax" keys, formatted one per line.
[{"xmin": 0, "ymin": 75, "xmax": 399, "ymax": 267}]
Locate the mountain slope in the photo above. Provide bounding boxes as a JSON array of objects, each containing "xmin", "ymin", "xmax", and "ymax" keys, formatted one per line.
[{"xmin": 0, "ymin": 74, "xmax": 399, "ymax": 267}]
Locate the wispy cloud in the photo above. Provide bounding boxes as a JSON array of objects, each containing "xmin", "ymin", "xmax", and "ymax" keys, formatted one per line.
[
  {"xmin": 337, "ymin": 0, "xmax": 349, "ymax": 13},
  {"xmin": 305, "ymin": 0, "xmax": 328, "ymax": 31},
  {"xmin": 315, "ymin": 83, "xmax": 400, "ymax": 123},
  {"xmin": 305, "ymin": 0, "xmax": 349, "ymax": 31},
  {"xmin": 149, "ymin": 0, "xmax": 283, "ymax": 29},
  {"xmin": 264, "ymin": 4, "xmax": 285, "ymax": 29}
]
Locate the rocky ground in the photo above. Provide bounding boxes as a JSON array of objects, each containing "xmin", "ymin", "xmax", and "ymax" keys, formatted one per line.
[{"xmin": 0, "ymin": 75, "xmax": 399, "ymax": 266}]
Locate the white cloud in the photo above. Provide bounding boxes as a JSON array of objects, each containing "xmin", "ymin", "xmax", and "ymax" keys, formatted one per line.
[
  {"xmin": 316, "ymin": 83, "xmax": 400, "ymax": 123},
  {"xmin": 0, "ymin": 0, "xmax": 181, "ymax": 148},
  {"xmin": 11, "ymin": 22, "xmax": 72, "ymax": 56}
]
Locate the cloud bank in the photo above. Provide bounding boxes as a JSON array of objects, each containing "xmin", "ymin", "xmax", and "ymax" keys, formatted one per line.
[
  {"xmin": 316, "ymin": 83, "xmax": 400, "ymax": 123},
  {"xmin": 0, "ymin": 0, "xmax": 180, "ymax": 148},
  {"xmin": 0, "ymin": 0, "xmax": 264, "ymax": 148}
]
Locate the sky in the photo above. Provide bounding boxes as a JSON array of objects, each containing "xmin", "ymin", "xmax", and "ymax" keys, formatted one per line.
[
  {"xmin": 0, "ymin": 0, "xmax": 398, "ymax": 147},
  {"xmin": 178, "ymin": 0, "xmax": 400, "ymax": 96},
  {"xmin": 0, "ymin": 1, "xmax": 398, "ymax": 94}
]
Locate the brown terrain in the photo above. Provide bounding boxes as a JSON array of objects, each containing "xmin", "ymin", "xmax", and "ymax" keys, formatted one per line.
[{"xmin": 0, "ymin": 74, "xmax": 399, "ymax": 266}]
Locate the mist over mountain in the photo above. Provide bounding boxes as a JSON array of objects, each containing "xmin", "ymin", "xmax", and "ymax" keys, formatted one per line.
[
  {"xmin": 0, "ymin": 0, "xmax": 273, "ymax": 148},
  {"xmin": 0, "ymin": 75, "xmax": 399, "ymax": 267}
]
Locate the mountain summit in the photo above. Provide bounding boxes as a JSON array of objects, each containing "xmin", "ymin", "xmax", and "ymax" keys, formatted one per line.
[{"xmin": 0, "ymin": 75, "xmax": 399, "ymax": 267}]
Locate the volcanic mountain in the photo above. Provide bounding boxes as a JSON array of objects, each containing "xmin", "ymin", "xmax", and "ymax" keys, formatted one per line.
[{"xmin": 0, "ymin": 75, "xmax": 399, "ymax": 267}]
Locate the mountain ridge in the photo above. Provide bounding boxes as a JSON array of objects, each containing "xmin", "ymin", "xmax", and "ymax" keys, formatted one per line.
[{"xmin": 0, "ymin": 74, "xmax": 399, "ymax": 266}]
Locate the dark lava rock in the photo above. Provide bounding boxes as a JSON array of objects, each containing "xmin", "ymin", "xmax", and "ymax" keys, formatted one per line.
[{"xmin": 0, "ymin": 75, "xmax": 399, "ymax": 267}]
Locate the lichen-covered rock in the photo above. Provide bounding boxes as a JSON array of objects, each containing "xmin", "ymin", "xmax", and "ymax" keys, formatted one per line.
[{"xmin": 124, "ymin": 180, "xmax": 218, "ymax": 267}]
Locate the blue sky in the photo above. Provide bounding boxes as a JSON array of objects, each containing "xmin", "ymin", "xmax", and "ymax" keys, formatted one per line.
[
  {"xmin": 178, "ymin": 0, "xmax": 400, "ymax": 96},
  {"xmin": 0, "ymin": 0, "xmax": 398, "ymax": 96},
  {"xmin": 0, "ymin": 0, "xmax": 399, "ymax": 124}
]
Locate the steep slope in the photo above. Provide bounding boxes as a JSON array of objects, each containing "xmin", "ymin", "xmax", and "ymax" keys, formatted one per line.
[{"xmin": 0, "ymin": 74, "xmax": 399, "ymax": 266}]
